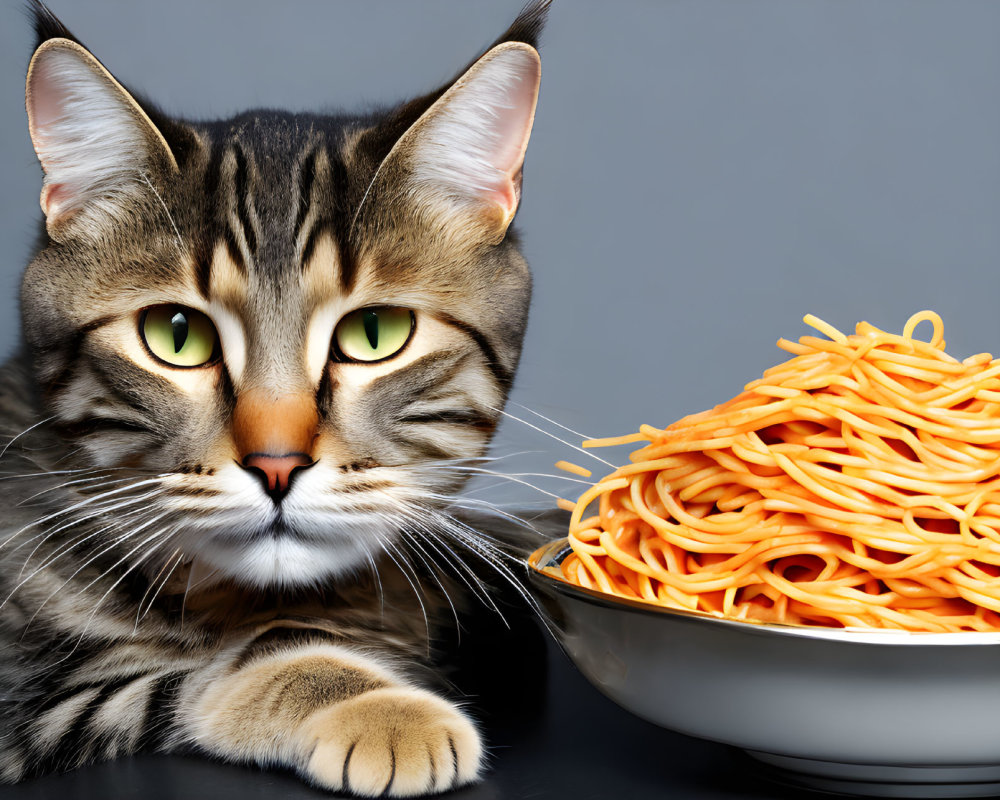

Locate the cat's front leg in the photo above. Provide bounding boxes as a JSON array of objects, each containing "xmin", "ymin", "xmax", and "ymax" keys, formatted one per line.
[{"xmin": 183, "ymin": 640, "xmax": 483, "ymax": 797}]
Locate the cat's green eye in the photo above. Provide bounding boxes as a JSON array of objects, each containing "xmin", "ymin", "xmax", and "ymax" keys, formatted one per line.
[
  {"xmin": 333, "ymin": 306, "xmax": 415, "ymax": 363},
  {"xmin": 140, "ymin": 305, "xmax": 220, "ymax": 368}
]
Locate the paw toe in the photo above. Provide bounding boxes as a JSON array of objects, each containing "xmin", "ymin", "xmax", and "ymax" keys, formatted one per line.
[{"xmin": 302, "ymin": 687, "xmax": 483, "ymax": 797}]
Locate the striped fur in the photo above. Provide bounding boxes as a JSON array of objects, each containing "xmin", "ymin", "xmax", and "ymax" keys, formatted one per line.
[{"xmin": 2, "ymin": 1, "xmax": 549, "ymax": 794}]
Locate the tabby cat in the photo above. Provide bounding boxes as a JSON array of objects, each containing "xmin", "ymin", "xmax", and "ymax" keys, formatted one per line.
[{"xmin": 0, "ymin": 0, "xmax": 547, "ymax": 794}]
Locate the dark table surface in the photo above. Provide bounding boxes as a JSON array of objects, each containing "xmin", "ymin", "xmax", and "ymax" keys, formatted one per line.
[{"xmin": 5, "ymin": 603, "xmax": 822, "ymax": 800}]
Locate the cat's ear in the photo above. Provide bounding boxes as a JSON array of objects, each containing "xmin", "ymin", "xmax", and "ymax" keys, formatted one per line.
[
  {"xmin": 371, "ymin": 40, "xmax": 542, "ymax": 245},
  {"xmin": 25, "ymin": 37, "xmax": 178, "ymax": 232},
  {"xmin": 407, "ymin": 42, "xmax": 540, "ymax": 237}
]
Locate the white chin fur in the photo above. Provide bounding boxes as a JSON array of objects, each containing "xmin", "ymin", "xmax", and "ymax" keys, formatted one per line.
[{"xmin": 193, "ymin": 531, "xmax": 377, "ymax": 588}]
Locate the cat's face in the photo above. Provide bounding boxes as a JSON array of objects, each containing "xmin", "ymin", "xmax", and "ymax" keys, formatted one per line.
[{"xmin": 19, "ymin": 7, "xmax": 541, "ymax": 587}]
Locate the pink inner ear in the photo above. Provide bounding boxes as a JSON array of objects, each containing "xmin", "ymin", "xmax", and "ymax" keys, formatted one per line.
[
  {"xmin": 411, "ymin": 45, "xmax": 540, "ymax": 226},
  {"xmin": 39, "ymin": 182, "xmax": 73, "ymax": 218},
  {"xmin": 28, "ymin": 48, "xmax": 85, "ymax": 219},
  {"xmin": 28, "ymin": 56, "xmax": 71, "ymax": 171},
  {"xmin": 487, "ymin": 181, "xmax": 519, "ymax": 220},
  {"xmin": 28, "ymin": 54, "xmax": 79, "ymax": 219},
  {"xmin": 482, "ymin": 53, "xmax": 540, "ymax": 219},
  {"xmin": 493, "ymin": 65, "xmax": 540, "ymax": 182}
]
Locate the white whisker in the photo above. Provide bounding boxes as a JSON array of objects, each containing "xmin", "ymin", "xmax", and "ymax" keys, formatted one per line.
[
  {"xmin": 406, "ymin": 518, "xmax": 506, "ymax": 626},
  {"xmin": 8, "ymin": 487, "xmax": 168, "ymax": 560},
  {"xmin": 377, "ymin": 533, "xmax": 431, "ymax": 651},
  {"xmin": 11, "ymin": 512, "xmax": 175, "ymax": 633},
  {"xmin": 139, "ymin": 169, "xmax": 184, "ymax": 252},
  {"xmin": 47, "ymin": 524, "xmax": 179, "ymax": 665},
  {"xmin": 136, "ymin": 547, "xmax": 185, "ymax": 628},
  {"xmin": 509, "ymin": 401, "xmax": 595, "ymax": 441},
  {"xmin": 398, "ymin": 528, "xmax": 462, "ymax": 637},
  {"xmin": 0, "ymin": 416, "xmax": 55, "ymax": 461},
  {"xmin": 485, "ymin": 405, "xmax": 615, "ymax": 467}
]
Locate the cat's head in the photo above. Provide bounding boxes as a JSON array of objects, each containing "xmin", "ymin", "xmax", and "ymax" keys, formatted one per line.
[{"xmin": 19, "ymin": 1, "xmax": 546, "ymax": 588}]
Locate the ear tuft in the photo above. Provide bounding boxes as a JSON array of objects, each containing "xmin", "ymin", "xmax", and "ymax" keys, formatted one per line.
[
  {"xmin": 488, "ymin": 0, "xmax": 552, "ymax": 51},
  {"xmin": 25, "ymin": 0, "xmax": 80, "ymax": 50}
]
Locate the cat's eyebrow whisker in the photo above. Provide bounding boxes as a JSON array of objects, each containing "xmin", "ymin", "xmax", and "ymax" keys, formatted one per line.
[
  {"xmin": 137, "ymin": 169, "xmax": 184, "ymax": 253},
  {"xmin": 348, "ymin": 150, "xmax": 398, "ymax": 240},
  {"xmin": 484, "ymin": 404, "xmax": 616, "ymax": 468}
]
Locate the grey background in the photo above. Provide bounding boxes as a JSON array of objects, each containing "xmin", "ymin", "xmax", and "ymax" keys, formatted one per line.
[{"xmin": 2, "ymin": 0, "xmax": 1000, "ymax": 499}]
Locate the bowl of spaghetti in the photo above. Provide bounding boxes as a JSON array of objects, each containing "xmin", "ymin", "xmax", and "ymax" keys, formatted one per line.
[{"xmin": 528, "ymin": 312, "xmax": 1000, "ymax": 798}]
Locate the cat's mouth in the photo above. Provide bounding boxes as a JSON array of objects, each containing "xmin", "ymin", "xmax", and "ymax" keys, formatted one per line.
[
  {"xmin": 266, "ymin": 515, "xmax": 291, "ymax": 538},
  {"xmin": 259, "ymin": 511, "xmax": 326, "ymax": 543},
  {"xmin": 263, "ymin": 514, "xmax": 316, "ymax": 541}
]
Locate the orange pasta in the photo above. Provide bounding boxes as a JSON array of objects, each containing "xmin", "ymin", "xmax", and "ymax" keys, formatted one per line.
[
  {"xmin": 554, "ymin": 311, "xmax": 1000, "ymax": 632},
  {"xmin": 555, "ymin": 460, "xmax": 593, "ymax": 478}
]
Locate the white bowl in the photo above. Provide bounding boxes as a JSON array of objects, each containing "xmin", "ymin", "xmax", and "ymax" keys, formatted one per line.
[{"xmin": 528, "ymin": 538, "xmax": 1000, "ymax": 799}]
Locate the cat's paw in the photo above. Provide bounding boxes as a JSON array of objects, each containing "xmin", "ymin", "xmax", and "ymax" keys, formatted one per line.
[{"xmin": 301, "ymin": 686, "xmax": 483, "ymax": 797}]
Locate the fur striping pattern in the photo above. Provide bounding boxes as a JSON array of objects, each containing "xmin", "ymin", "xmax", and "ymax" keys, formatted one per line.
[{"xmin": 0, "ymin": 1, "xmax": 549, "ymax": 794}]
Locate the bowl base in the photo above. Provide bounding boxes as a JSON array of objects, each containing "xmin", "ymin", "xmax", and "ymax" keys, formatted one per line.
[{"xmin": 744, "ymin": 751, "xmax": 1000, "ymax": 798}]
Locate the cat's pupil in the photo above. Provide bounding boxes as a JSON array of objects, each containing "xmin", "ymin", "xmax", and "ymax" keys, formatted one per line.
[
  {"xmin": 170, "ymin": 312, "xmax": 189, "ymax": 354},
  {"xmin": 363, "ymin": 310, "xmax": 379, "ymax": 350}
]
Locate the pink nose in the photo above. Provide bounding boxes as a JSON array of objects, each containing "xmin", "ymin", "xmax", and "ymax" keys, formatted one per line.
[{"xmin": 242, "ymin": 453, "xmax": 312, "ymax": 500}]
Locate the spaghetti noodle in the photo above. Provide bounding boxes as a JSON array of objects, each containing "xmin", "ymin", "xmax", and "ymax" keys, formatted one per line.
[{"xmin": 555, "ymin": 312, "xmax": 1000, "ymax": 632}]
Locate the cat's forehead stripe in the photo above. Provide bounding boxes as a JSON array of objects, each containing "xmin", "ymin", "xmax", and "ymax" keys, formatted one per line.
[
  {"xmin": 231, "ymin": 143, "xmax": 258, "ymax": 257},
  {"xmin": 219, "ymin": 145, "xmax": 259, "ymax": 273},
  {"xmin": 298, "ymin": 148, "xmax": 360, "ymax": 293},
  {"xmin": 292, "ymin": 147, "xmax": 319, "ymax": 244}
]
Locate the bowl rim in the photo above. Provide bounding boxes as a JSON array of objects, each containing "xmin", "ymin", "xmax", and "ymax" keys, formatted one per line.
[{"xmin": 527, "ymin": 538, "xmax": 1000, "ymax": 646}]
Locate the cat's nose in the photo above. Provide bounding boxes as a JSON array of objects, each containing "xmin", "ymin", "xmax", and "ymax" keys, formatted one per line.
[
  {"xmin": 241, "ymin": 453, "xmax": 314, "ymax": 502},
  {"xmin": 233, "ymin": 390, "xmax": 319, "ymax": 503}
]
